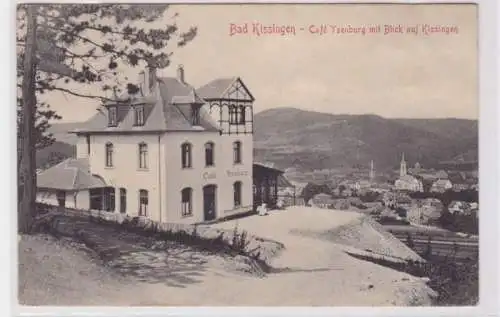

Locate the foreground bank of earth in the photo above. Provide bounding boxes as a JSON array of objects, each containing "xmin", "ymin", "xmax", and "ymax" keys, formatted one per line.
[{"xmin": 19, "ymin": 207, "xmax": 437, "ymax": 306}]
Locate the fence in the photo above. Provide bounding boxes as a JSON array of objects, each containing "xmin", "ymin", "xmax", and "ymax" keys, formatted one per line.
[
  {"xmin": 276, "ymin": 193, "xmax": 305, "ymax": 207},
  {"xmin": 389, "ymin": 230, "xmax": 479, "ymax": 261}
]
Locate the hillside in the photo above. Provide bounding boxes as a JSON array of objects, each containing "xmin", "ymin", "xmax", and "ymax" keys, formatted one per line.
[
  {"xmin": 253, "ymin": 108, "xmax": 478, "ymax": 171},
  {"xmin": 46, "ymin": 108, "xmax": 478, "ymax": 171},
  {"xmin": 36, "ymin": 141, "xmax": 76, "ymax": 169},
  {"xmin": 47, "ymin": 122, "xmax": 88, "ymax": 145}
]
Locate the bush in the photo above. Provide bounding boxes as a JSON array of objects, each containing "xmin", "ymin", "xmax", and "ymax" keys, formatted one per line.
[
  {"xmin": 231, "ymin": 226, "xmax": 250, "ymax": 253},
  {"xmin": 87, "ymin": 211, "xmax": 262, "ymax": 261},
  {"xmin": 346, "ymin": 251, "xmax": 479, "ymax": 306},
  {"xmin": 438, "ymin": 212, "xmax": 478, "ymax": 235},
  {"xmin": 37, "ymin": 205, "xmax": 278, "ymax": 274},
  {"xmin": 359, "ymin": 191, "xmax": 381, "ymax": 203},
  {"xmin": 396, "ymin": 207, "xmax": 408, "ymax": 218}
]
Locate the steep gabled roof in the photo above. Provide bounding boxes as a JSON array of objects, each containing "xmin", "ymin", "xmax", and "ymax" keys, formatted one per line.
[
  {"xmin": 37, "ymin": 158, "xmax": 106, "ymax": 190},
  {"xmin": 197, "ymin": 77, "xmax": 255, "ymax": 101},
  {"xmin": 158, "ymin": 77, "xmax": 219, "ymax": 132},
  {"xmin": 72, "ymin": 76, "xmax": 222, "ymax": 134},
  {"xmin": 196, "ymin": 77, "xmax": 236, "ymax": 100}
]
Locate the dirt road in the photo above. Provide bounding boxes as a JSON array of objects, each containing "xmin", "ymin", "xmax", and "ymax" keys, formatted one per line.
[{"xmin": 18, "ymin": 207, "xmax": 437, "ymax": 306}]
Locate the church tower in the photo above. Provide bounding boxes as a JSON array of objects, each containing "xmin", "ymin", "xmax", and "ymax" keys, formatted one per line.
[{"xmin": 399, "ymin": 153, "xmax": 407, "ymax": 177}]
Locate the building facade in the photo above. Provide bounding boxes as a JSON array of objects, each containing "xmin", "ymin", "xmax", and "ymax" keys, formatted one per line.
[
  {"xmin": 39, "ymin": 65, "xmax": 256, "ymax": 224},
  {"xmin": 430, "ymin": 179, "xmax": 453, "ymax": 193},
  {"xmin": 394, "ymin": 153, "xmax": 424, "ymax": 192}
]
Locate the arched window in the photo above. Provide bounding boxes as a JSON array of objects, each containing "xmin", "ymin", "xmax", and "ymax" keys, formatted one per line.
[
  {"xmin": 181, "ymin": 142, "xmax": 192, "ymax": 168},
  {"xmin": 181, "ymin": 187, "xmax": 193, "ymax": 217},
  {"xmin": 105, "ymin": 143, "xmax": 114, "ymax": 167},
  {"xmin": 139, "ymin": 189, "xmax": 148, "ymax": 217},
  {"xmin": 233, "ymin": 141, "xmax": 242, "ymax": 164},
  {"xmin": 138, "ymin": 143, "xmax": 148, "ymax": 169},
  {"xmin": 233, "ymin": 181, "xmax": 242, "ymax": 207},
  {"xmin": 205, "ymin": 142, "xmax": 215, "ymax": 167}
]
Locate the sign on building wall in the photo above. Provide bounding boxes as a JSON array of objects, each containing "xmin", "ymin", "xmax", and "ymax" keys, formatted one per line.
[
  {"xmin": 203, "ymin": 171, "xmax": 216, "ymax": 180},
  {"xmin": 226, "ymin": 170, "xmax": 248, "ymax": 177}
]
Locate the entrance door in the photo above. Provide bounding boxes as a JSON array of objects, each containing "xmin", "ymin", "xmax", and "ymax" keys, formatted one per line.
[{"xmin": 203, "ymin": 184, "xmax": 217, "ymax": 221}]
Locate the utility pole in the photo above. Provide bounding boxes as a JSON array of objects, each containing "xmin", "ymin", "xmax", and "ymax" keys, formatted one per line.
[{"xmin": 19, "ymin": 4, "xmax": 38, "ymax": 233}]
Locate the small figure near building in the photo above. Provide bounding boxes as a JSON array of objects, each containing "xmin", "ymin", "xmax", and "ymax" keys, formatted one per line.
[{"xmin": 257, "ymin": 203, "xmax": 269, "ymax": 216}]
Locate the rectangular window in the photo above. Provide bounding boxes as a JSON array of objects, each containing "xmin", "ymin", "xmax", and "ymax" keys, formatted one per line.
[
  {"xmin": 233, "ymin": 182, "xmax": 242, "ymax": 207},
  {"xmin": 139, "ymin": 189, "xmax": 148, "ymax": 217},
  {"xmin": 89, "ymin": 188, "xmax": 101, "ymax": 210},
  {"xmin": 239, "ymin": 106, "xmax": 246, "ymax": 124},
  {"xmin": 181, "ymin": 143, "xmax": 192, "ymax": 168},
  {"xmin": 56, "ymin": 190, "xmax": 66, "ymax": 207},
  {"xmin": 192, "ymin": 106, "xmax": 200, "ymax": 126},
  {"xmin": 86, "ymin": 135, "xmax": 91, "ymax": 155},
  {"xmin": 229, "ymin": 106, "xmax": 238, "ymax": 125},
  {"xmin": 119, "ymin": 188, "xmax": 127, "ymax": 214},
  {"xmin": 138, "ymin": 143, "xmax": 148, "ymax": 169},
  {"xmin": 205, "ymin": 142, "xmax": 214, "ymax": 167},
  {"xmin": 108, "ymin": 107, "xmax": 117, "ymax": 127},
  {"xmin": 104, "ymin": 187, "xmax": 115, "ymax": 212},
  {"xmin": 105, "ymin": 143, "xmax": 113, "ymax": 167},
  {"xmin": 181, "ymin": 188, "xmax": 192, "ymax": 217},
  {"xmin": 134, "ymin": 106, "xmax": 145, "ymax": 126},
  {"xmin": 233, "ymin": 141, "xmax": 242, "ymax": 164}
]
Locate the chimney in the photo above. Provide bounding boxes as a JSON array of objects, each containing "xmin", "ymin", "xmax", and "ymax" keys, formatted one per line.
[
  {"xmin": 141, "ymin": 66, "xmax": 157, "ymax": 95},
  {"xmin": 140, "ymin": 70, "xmax": 148, "ymax": 96},
  {"xmin": 177, "ymin": 64, "xmax": 185, "ymax": 83},
  {"xmin": 148, "ymin": 66, "xmax": 156, "ymax": 91}
]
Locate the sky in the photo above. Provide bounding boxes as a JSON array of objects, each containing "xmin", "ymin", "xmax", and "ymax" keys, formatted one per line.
[{"xmin": 40, "ymin": 3, "xmax": 478, "ymax": 122}]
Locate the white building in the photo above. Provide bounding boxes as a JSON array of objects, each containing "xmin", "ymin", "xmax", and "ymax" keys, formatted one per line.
[
  {"xmin": 430, "ymin": 179, "xmax": 453, "ymax": 193},
  {"xmin": 37, "ymin": 65, "xmax": 259, "ymax": 224},
  {"xmin": 394, "ymin": 153, "xmax": 423, "ymax": 192}
]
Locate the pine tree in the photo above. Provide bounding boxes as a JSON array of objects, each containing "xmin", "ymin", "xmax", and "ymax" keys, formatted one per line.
[{"xmin": 17, "ymin": 4, "xmax": 197, "ymax": 233}]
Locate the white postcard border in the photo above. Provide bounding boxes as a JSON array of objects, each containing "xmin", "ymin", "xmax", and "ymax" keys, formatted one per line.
[{"xmin": 3, "ymin": 0, "xmax": 498, "ymax": 316}]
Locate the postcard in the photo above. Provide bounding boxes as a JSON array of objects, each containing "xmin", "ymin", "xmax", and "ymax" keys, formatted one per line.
[{"xmin": 15, "ymin": 2, "xmax": 494, "ymax": 314}]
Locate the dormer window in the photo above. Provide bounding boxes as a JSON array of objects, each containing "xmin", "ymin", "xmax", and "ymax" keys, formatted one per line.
[
  {"xmin": 134, "ymin": 105, "xmax": 145, "ymax": 126},
  {"xmin": 192, "ymin": 105, "xmax": 200, "ymax": 126},
  {"xmin": 108, "ymin": 106, "xmax": 117, "ymax": 127}
]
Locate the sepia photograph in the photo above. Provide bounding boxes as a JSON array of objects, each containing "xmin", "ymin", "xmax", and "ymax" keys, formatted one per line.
[{"xmin": 14, "ymin": 2, "xmax": 492, "ymax": 311}]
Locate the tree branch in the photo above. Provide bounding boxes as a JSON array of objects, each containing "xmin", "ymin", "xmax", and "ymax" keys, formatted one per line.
[{"xmin": 42, "ymin": 86, "xmax": 123, "ymax": 103}]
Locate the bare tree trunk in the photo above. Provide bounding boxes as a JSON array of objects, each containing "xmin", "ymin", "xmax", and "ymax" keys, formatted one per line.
[{"xmin": 19, "ymin": 4, "xmax": 38, "ymax": 234}]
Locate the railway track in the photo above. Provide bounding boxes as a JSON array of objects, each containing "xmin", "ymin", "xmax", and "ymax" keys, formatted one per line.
[{"xmin": 385, "ymin": 226, "xmax": 478, "ymax": 261}]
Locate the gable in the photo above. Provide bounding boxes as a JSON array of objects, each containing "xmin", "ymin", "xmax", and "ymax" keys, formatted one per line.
[
  {"xmin": 197, "ymin": 77, "xmax": 254, "ymax": 102},
  {"xmin": 221, "ymin": 78, "xmax": 254, "ymax": 102}
]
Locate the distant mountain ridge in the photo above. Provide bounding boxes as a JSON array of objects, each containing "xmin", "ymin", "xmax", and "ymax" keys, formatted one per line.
[
  {"xmin": 253, "ymin": 108, "xmax": 478, "ymax": 171},
  {"xmin": 47, "ymin": 121, "xmax": 88, "ymax": 145},
  {"xmin": 46, "ymin": 108, "xmax": 478, "ymax": 171}
]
